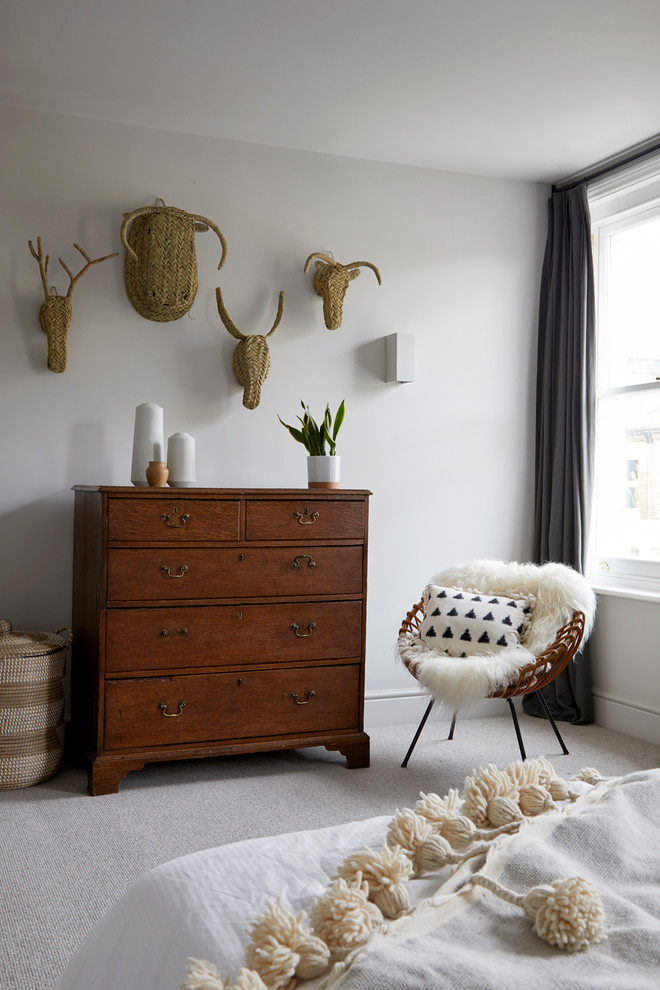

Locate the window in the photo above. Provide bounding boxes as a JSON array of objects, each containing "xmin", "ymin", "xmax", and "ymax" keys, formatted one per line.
[{"xmin": 588, "ymin": 156, "xmax": 660, "ymax": 592}]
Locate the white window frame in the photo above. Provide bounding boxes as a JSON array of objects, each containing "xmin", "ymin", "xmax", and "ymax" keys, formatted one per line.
[{"xmin": 587, "ymin": 154, "xmax": 660, "ymax": 598}]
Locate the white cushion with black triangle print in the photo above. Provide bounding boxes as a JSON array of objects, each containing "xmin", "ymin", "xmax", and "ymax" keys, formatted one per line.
[{"xmin": 420, "ymin": 584, "xmax": 534, "ymax": 658}]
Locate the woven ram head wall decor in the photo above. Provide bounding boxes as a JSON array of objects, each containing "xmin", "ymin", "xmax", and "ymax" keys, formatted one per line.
[
  {"xmin": 304, "ymin": 252, "xmax": 381, "ymax": 330},
  {"xmin": 216, "ymin": 286, "xmax": 285, "ymax": 409},
  {"xmin": 120, "ymin": 200, "xmax": 228, "ymax": 322},
  {"xmin": 28, "ymin": 237, "xmax": 118, "ymax": 373}
]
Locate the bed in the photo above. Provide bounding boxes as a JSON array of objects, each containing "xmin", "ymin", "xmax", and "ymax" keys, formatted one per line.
[{"xmin": 55, "ymin": 765, "xmax": 660, "ymax": 990}]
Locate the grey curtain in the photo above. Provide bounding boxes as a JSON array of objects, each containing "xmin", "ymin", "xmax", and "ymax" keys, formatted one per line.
[{"xmin": 523, "ymin": 184, "xmax": 596, "ymax": 724}]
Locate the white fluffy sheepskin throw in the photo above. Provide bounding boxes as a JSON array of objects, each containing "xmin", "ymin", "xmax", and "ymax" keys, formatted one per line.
[{"xmin": 398, "ymin": 560, "xmax": 596, "ymax": 713}]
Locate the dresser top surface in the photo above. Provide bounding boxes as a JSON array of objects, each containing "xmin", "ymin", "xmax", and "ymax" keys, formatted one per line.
[{"xmin": 73, "ymin": 486, "xmax": 371, "ymax": 498}]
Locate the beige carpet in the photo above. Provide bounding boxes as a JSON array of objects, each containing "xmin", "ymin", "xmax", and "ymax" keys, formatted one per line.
[{"xmin": 2, "ymin": 714, "xmax": 660, "ymax": 990}]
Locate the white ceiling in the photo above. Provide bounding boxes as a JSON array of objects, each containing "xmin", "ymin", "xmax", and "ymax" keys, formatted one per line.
[{"xmin": 2, "ymin": 0, "xmax": 660, "ymax": 183}]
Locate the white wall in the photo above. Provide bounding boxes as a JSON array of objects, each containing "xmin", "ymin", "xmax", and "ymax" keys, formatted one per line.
[{"xmin": 1, "ymin": 104, "xmax": 546, "ymax": 727}]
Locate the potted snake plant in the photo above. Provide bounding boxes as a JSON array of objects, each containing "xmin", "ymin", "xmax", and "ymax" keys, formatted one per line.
[{"xmin": 278, "ymin": 400, "xmax": 345, "ymax": 488}]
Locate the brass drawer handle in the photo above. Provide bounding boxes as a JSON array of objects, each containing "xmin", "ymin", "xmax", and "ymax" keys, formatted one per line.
[
  {"xmin": 158, "ymin": 701, "xmax": 186, "ymax": 717},
  {"xmin": 291, "ymin": 555, "xmax": 316, "ymax": 569},
  {"xmin": 160, "ymin": 564, "xmax": 189, "ymax": 578},
  {"xmin": 160, "ymin": 628, "xmax": 188, "ymax": 636},
  {"xmin": 293, "ymin": 511, "xmax": 319, "ymax": 525},
  {"xmin": 160, "ymin": 512, "xmax": 190, "ymax": 528},
  {"xmin": 290, "ymin": 690, "xmax": 315, "ymax": 705},
  {"xmin": 290, "ymin": 622, "xmax": 317, "ymax": 638}
]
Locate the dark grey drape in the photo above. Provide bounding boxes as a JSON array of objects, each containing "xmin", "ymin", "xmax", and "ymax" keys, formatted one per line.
[{"xmin": 523, "ymin": 184, "xmax": 596, "ymax": 725}]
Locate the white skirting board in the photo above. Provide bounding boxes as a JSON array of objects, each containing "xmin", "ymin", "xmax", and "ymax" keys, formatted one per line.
[
  {"xmin": 363, "ymin": 689, "xmax": 509, "ymax": 728},
  {"xmin": 593, "ymin": 691, "xmax": 660, "ymax": 746}
]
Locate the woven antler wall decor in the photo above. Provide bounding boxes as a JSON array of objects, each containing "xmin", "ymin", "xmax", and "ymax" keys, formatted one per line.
[
  {"xmin": 304, "ymin": 252, "xmax": 381, "ymax": 330},
  {"xmin": 28, "ymin": 237, "xmax": 118, "ymax": 373},
  {"xmin": 120, "ymin": 199, "xmax": 228, "ymax": 322},
  {"xmin": 216, "ymin": 286, "xmax": 285, "ymax": 410}
]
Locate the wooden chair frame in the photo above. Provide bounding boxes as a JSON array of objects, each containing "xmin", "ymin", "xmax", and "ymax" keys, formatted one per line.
[{"xmin": 398, "ymin": 600, "xmax": 586, "ymax": 766}]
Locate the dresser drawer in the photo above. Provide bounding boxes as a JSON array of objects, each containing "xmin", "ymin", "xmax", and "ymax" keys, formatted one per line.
[
  {"xmin": 246, "ymin": 500, "xmax": 365, "ymax": 541},
  {"xmin": 105, "ymin": 601, "xmax": 363, "ymax": 672},
  {"xmin": 107, "ymin": 498, "xmax": 240, "ymax": 542},
  {"xmin": 104, "ymin": 664, "xmax": 360, "ymax": 749},
  {"xmin": 107, "ymin": 546, "xmax": 363, "ymax": 601}
]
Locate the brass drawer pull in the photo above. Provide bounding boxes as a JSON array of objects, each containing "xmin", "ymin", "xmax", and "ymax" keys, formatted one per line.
[
  {"xmin": 158, "ymin": 701, "xmax": 186, "ymax": 717},
  {"xmin": 293, "ymin": 511, "xmax": 319, "ymax": 525},
  {"xmin": 160, "ymin": 512, "xmax": 190, "ymax": 528},
  {"xmin": 290, "ymin": 690, "xmax": 315, "ymax": 705},
  {"xmin": 291, "ymin": 555, "xmax": 316, "ymax": 569},
  {"xmin": 160, "ymin": 628, "xmax": 188, "ymax": 636},
  {"xmin": 160, "ymin": 564, "xmax": 189, "ymax": 578},
  {"xmin": 290, "ymin": 622, "xmax": 317, "ymax": 638}
]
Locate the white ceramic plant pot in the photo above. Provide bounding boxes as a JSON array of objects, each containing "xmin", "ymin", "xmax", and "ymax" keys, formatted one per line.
[{"xmin": 307, "ymin": 455, "xmax": 340, "ymax": 489}]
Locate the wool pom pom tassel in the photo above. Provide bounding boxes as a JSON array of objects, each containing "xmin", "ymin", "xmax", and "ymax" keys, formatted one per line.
[
  {"xmin": 470, "ymin": 874, "xmax": 606, "ymax": 952},
  {"xmin": 414, "ymin": 789, "xmax": 461, "ymax": 825},
  {"xmin": 386, "ymin": 808, "xmax": 434, "ymax": 875},
  {"xmin": 309, "ymin": 874, "xmax": 383, "ymax": 960},
  {"xmin": 415, "ymin": 792, "xmax": 520, "ymax": 848},
  {"xmin": 335, "ymin": 841, "xmax": 413, "ymax": 918},
  {"xmin": 462, "ymin": 764, "xmax": 521, "ymax": 827},
  {"xmin": 572, "ymin": 767, "xmax": 609, "ymax": 786},
  {"xmin": 182, "ymin": 958, "xmax": 228, "ymax": 990},
  {"xmin": 245, "ymin": 900, "xmax": 330, "ymax": 989},
  {"xmin": 232, "ymin": 970, "xmax": 270, "ymax": 990},
  {"xmin": 505, "ymin": 757, "xmax": 555, "ymax": 788},
  {"xmin": 414, "ymin": 834, "xmax": 493, "ymax": 876}
]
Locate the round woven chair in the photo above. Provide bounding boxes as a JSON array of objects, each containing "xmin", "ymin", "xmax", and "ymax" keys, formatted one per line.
[{"xmin": 398, "ymin": 600, "xmax": 586, "ymax": 767}]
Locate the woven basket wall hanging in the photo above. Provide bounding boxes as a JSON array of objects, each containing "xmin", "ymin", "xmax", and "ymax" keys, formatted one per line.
[
  {"xmin": 216, "ymin": 286, "xmax": 284, "ymax": 409},
  {"xmin": 28, "ymin": 238, "xmax": 118, "ymax": 372},
  {"xmin": 120, "ymin": 200, "xmax": 228, "ymax": 322}
]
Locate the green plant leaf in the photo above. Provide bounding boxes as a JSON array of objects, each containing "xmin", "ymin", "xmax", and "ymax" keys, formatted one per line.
[{"xmin": 332, "ymin": 399, "xmax": 345, "ymax": 441}]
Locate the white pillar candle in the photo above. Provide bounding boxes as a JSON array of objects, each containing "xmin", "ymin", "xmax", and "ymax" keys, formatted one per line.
[
  {"xmin": 167, "ymin": 433, "xmax": 196, "ymax": 488},
  {"xmin": 131, "ymin": 403, "xmax": 164, "ymax": 486}
]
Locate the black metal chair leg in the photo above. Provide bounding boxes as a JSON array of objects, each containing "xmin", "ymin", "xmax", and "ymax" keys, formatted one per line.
[
  {"xmin": 401, "ymin": 698, "xmax": 435, "ymax": 767},
  {"xmin": 506, "ymin": 698, "xmax": 527, "ymax": 761},
  {"xmin": 447, "ymin": 712, "xmax": 457, "ymax": 740},
  {"xmin": 535, "ymin": 689, "xmax": 569, "ymax": 754}
]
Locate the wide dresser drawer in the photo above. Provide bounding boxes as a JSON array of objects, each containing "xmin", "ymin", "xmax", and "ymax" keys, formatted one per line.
[
  {"xmin": 246, "ymin": 500, "xmax": 365, "ymax": 541},
  {"xmin": 105, "ymin": 601, "xmax": 363, "ymax": 672},
  {"xmin": 107, "ymin": 546, "xmax": 363, "ymax": 601},
  {"xmin": 107, "ymin": 498, "xmax": 240, "ymax": 542},
  {"xmin": 104, "ymin": 664, "xmax": 360, "ymax": 749}
]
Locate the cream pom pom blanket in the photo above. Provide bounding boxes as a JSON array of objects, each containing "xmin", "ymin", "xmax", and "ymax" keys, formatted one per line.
[{"xmin": 397, "ymin": 559, "xmax": 597, "ymax": 712}]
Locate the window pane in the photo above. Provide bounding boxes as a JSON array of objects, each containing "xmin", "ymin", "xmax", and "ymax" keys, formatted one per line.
[
  {"xmin": 594, "ymin": 390, "xmax": 660, "ymax": 562},
  {"xmin": 602, "ymin": 214, "xmax": 660, "ymax": 388}
]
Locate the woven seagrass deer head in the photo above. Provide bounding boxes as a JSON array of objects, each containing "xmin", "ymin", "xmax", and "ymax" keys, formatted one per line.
[
  {"xmin": 304, "ymin": 252, "xmax": 381, "ymax": 330},
  {"xmin": 120, "ymin": 201, "xmax": 228, "ymax": 322},
  {"xmin": 28, "ymin": 237, "xmax": 118, "ymax": 373},
  {"xmin": 216, "ymin": 287, "xmax": 285, "ymax": 410}
]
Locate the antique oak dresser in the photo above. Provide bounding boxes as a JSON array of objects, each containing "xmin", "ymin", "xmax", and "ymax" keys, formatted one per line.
[{"xmin": 70, "ymin": 486, "xmax": 370, "ymax": 794}]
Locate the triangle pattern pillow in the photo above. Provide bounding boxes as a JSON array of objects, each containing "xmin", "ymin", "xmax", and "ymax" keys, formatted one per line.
[{"xmin": 420, "ymin": 585, "xmax": 534, "ymax": 658}]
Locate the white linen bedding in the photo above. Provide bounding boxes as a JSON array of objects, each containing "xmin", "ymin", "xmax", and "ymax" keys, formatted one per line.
[{"xmin": 55, "ymin": 769, "xmax": 660, "ymax": 990}]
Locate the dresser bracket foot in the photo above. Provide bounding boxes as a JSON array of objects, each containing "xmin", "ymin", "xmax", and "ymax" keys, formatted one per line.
[
  {"xmin": 89, "ymin": 758, "xmax": 146, "ymax": 796},
  {"xmin": 325, "ymin": 733, "xmax": 370, "ymax": 769}
]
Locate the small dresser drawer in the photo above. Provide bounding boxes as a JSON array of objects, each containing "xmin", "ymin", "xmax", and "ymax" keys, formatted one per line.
[
  {"xmin": 104, "ymin": 663, "xmax": 361, "ymax": 750},
  {"xmin": 107, "ymin": 546, "xmax": 363, "ymax": 602},
  {"xmin": 246, "ymin": 500, "xmax": 365, "ymax": 541},
  {"xmin": 107, "ymin": 498, "xmax": 240, "ymax": 542},
  {"xmin": 105, "ymin": 601, "xmax": 363, "ymax": 672}
]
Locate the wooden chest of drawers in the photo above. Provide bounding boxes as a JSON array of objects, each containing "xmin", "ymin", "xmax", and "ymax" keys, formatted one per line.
[{"xmin": 70, "ymin": 487, "xmax": 371, "ymax": 795}]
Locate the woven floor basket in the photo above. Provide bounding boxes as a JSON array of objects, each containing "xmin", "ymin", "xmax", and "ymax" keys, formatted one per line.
[{"xmin": 0, "ymin": 619, "xmax": 68, "ymax": 789}]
